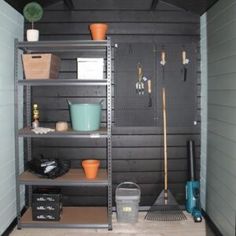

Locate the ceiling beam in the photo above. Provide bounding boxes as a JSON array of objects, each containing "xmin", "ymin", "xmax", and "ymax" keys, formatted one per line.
[
  {"xmin": 150, "ymin": 0, "xmax": 159, "ymax": 10},
  {"xmin": 63, "ymin": 0, "xmax": 74, "ymax": 10}
]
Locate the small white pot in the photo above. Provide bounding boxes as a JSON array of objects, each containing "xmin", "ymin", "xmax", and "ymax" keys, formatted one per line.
[{"xmin": 26, "ymin": 29, "xmax": 39, "ymax": 42}]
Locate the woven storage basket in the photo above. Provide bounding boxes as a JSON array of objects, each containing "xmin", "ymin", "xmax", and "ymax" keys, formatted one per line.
[{"xmin": 22, "ymin": 54, "xmax": 60, "ymax": 79}]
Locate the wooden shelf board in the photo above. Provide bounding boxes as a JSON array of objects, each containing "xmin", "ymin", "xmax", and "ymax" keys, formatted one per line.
[
  {"xmin": 21, "ymin": 207, "xmax": 109, "ymax": 228},
  {"xmin": 19, "ymin": 169, "xmax": 108, "ymax": 186},
  {"xmin": 18, "ymin": 127, "xmax": 108, "ymax": 138},
  {"xmin": 18, "ymin": 79, "xmax": 108, "ymax": 86}
]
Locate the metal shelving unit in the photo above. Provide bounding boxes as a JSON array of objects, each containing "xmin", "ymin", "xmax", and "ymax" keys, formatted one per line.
[{"xmin": 14, "ymin": 39, "xmax": 112, "ymax": 230}]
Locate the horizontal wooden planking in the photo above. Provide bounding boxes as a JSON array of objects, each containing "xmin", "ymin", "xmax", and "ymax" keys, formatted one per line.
[
  {"xmin": 35, "ymin": 22, "xmax": 199, "ymax": 36},
  {"xmin": 207, "ymin": 1, "xmax": 236, "ymax": 35},
  {"xmin": 58, "ymin": 182, "xmax": 184, "ymax": 195},
  {"xmin": 62, "ymin": 195, "xmax": 184, "ymax": 206},
  {"xmin": 208, "ymin": 90, "xmax": 236, "ymax": 107},
  {"xmin": 112, "ymin": 146, "xmax": 200, "ymax": 159},
  {"xmin": 112, "ymin": 134, "xmax": 200, "ymax": 147},
  {"xmin": 208, "ymin": 155, "xmax": 236, "ymax": 198},
  {"xmin": 208, "ymin": 38, "xmax": 236, "ymax": 64},
  {"xmin": 35, "ymin": 109, "xmax": 112, "ymax": 123},
  {"xmin": 32, "ymin": 86, "xmax": 110, "ymax": 97},
  {"xmin": 45, "ymin": 0, "xmax": 185, "ymax": 11},
  {"xmin": 208, "ymin": 145, "xmax": 236, "ymax": 181},
  {"xmin": 32, "ymin": 146, "xmax": 200, "ymax": 160},
  {"xmin": 112, "ymin": 126, "xmax": 200, "ymax": 134},
  {"xmin": 208, "ymin": 104, "xmax": 236, "ymax": 125},
  {"xmin": 40, "ymin": 35, "xmax": 200, "ymax": 43},
  {"xmin": 33, "ymin": 97, "xmax": 113, "ymax": 110},
  {"xmin": 31, "ymin": 134, "xmax": 200, "ymax": 147},
  {"xmin": 60, "ymin": 183, "xmax": 186, "ymax": 205},
  {"xmin": 208, "ymin": 73, "xmax": 236, "ymax": 90},
  {"xmin": 208, "ymin": 132, "xmax": 236, "ymax": 161},
  {"xmin": 55, "ymin": 170, "xmax": 187, "ymax": 184},
  {"xmin": 41, "ymin": 10, "xmax": 199, "ymax": 23},
  {"xmin": 112, "ymin": 159, "xmax": 199, "ymax": 172},
  {"xmin": 27, "ymin": 156, "xmax": 199, "ymax": 172},
  {"xmin": 207, "ymin": 169, "xmax": 236, "ymax": 229},
  {"xmin": 207, "ymin": 0, "xmax": 233, "ymax": 22},
  {"xmin": 208, "ymin": 17, "xmax": 236, "ymax": 49},
  {"xmin": 208, "ymin": 119, "xmax": 236, "ymax": 142},
  {"xmin": 208, "ymin": 55, "xmax": 236, "ymax": 77},
  {"xmin": 206, "ymin": 186, "xmax": 235, "ymax": 236},
  {"xmin": 206, "ymin": 0, "xmax": 236, "ymax": 231}
]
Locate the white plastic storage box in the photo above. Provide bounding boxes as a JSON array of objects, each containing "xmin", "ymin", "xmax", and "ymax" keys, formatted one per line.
[
  {"xmin": 115, "ymin": 182, "xmax": 141, "ymax": 223},
  {"xmin": 77, "ymin": 58, "xmax": 104, "ymax": 80}
]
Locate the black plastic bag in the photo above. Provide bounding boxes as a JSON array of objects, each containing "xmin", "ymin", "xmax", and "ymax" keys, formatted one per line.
[{"xmin": 28, "ymin": 157, "xmax": 70, "ymax": 179}]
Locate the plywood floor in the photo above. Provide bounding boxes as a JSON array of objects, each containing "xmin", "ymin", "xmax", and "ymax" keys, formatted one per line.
[{"xmin": 10, "ymin": 212, "xmax": 216, "ymax": 236}]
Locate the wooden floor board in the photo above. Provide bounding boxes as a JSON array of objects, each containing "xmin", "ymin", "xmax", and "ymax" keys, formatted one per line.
[{"xmin": 10, "ymin": 212, "xmax": 216, "ymax": 236}]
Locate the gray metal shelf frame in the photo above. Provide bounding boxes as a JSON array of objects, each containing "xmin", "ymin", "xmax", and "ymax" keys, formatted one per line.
[{"xmin": 14, "ymin": 38, "xmax": 113, "ymax": 230}]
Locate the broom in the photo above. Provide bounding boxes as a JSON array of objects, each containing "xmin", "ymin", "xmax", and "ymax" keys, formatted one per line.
[{"xmin": 145, "ymin": 88, "xmax": 186, "ymax": 221}]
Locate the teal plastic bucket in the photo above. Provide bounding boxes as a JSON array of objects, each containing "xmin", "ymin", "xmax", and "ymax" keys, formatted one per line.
[{"xmin": 69, "ymin": 103, "xmax": 101, "ymax": 131}]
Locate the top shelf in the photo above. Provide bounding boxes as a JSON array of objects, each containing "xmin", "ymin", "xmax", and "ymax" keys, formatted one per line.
[
  {"xmin": 17, "ymin": 39, "xmax": 110, "ymax": 53},
  {"xmin": 18, "ymin": 79, "xmax": 108, "ymax": 86}
]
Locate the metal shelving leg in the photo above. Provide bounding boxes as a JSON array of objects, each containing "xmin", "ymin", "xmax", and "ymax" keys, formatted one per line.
[
  {"xmin": 25, "ymin": 85, "xmax": 32, "ymax": 207},
  {"xmin": 14, "ymin": 39, "xmax": 22, "ymax": 229},
  {"xmin": 107, "ymin": 38, "xmax": 113, "ymax": 230}
]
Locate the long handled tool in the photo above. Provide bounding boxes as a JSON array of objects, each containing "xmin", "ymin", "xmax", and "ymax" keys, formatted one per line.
[
  {"xmin": 186, "ymin": 140, "xmax": 202, "ymax": 222},
  {"xmin": 145, "ymin": 88, "xmax": 186, "ymax": 221}
]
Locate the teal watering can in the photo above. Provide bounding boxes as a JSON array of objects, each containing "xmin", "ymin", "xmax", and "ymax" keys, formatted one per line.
[{"xmin": 67, "ymin": 99, "xmax": 102, "ymax": 131}]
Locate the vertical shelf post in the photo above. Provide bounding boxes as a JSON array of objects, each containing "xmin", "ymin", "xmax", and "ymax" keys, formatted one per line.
[
  {"xmin": 14, "ymin": 39, "xmax": 22, "ymax": 229},
  {"xmin": 106, "ymin": 37, "xmax": 113, "ymax": 230}
]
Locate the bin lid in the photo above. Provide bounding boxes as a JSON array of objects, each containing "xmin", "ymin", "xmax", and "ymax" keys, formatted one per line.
[{"xmin": 116, "ymin": 188, "xmax": 140, "ymax": 201}]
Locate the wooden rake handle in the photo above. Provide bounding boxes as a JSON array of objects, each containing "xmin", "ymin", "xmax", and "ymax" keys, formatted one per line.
[{"xmin": 162, "ymin": 88, "xmax": 168, "ymax": 191}]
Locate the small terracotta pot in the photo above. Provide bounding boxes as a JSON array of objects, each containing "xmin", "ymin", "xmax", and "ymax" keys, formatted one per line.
[
  {"xmin": 82, "ymin": 159, "xmax": 100, "ymax": 179},
  {"xmin": 89, "ymin": 23, "xmax": 108, "ymax": 40}
]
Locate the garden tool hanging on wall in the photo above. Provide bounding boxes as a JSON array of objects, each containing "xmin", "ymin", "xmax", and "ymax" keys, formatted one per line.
[
  {"xmin": 181, "ymin": 50, "xmax": 190, "ymax": 82},
  {"xmin": 160, "ymin": 51, "xmax": 166, "ymax": 81},
  {"xmin": 136, "ymin": 62, "xmax": 145, "ymax": 95}
]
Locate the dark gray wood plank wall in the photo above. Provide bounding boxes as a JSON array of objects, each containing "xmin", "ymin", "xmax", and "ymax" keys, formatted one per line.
[{"xmin": 28, "ymin": 1, "xmax": 200, "ymax": 206}]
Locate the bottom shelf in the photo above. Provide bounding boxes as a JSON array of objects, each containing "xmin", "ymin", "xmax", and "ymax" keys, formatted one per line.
[{"xmin": 20, "ymin": 207, "xmax": 109, "ymax": 228}]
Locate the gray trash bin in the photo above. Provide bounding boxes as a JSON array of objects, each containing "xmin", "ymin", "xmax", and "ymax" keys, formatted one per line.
[{"xmin": 115, "ymin": 182, "xmax": 141, "ymax": 223}]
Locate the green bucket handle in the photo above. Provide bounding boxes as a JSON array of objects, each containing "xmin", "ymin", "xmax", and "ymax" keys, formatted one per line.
[{"xmin": 66, "ymin": 98, "xmax": 104, "ymax": 106}]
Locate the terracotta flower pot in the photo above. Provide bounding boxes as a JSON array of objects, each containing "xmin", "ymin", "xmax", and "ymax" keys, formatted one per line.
[
  {"xmin": 89, "ymin": 23, "xmax": 108, "ymax": 40},
  {"xmin": 82, "ymin": 159, "xmax": 100, "ymax": 179}
]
